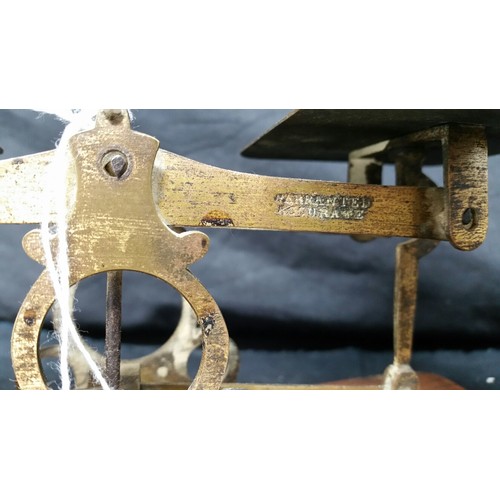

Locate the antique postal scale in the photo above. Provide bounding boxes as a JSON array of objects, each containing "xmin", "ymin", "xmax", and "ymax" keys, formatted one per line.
[{"xmin": 0, "ymin": 109, "xmax": 496, "ymax": 390}]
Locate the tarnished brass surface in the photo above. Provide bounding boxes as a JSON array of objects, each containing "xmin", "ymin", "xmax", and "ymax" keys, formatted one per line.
[
  {"xmin": 0, "ymin": 149, "xmax": 446, "ymax": 240},
  {"xmin": 40, "ymin": 298, "xmax": 240, "ymax": 389},
  {"xmin": 345, "ymin": 125, "xmax": 487, "ymax": 383},
  {"xmin": 348, "ymin": 124, "xmax": 488, "ymax": 387},
  {"xmin": 350, "ymin": 124, "xmax": 488, "ymax": 251},
  {"xmin": 444, "ymin": 125, "xmax": 488, "ymax": 251},
  {"xmin": 367, "ymin": 148, "xmax": 440, "ymax": 389},
  {"xmin": 11, "ymin": 110, "xmax": 229, "ymax": 390},
  {"xmin": 154, "ymin": 150, "xmax": 446, "ymax": 240},
  {"xmin": 0, "ymin": 150, "xmax": 56, "ymax": 223},
  {"xmin": 2, "ymin": 110, "xmax": 490, "ymax": 390},
  {"xmin": 1, "ymin": 125, "xmax": 486, "ymax": 246},
  {"xmin": 382, "ymin": 238, "xmax": 440, "ymax": 390}
]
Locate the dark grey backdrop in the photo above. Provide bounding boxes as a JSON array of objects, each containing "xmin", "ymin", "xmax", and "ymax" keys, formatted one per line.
[{"xmin": 0, "ymin": 110, "xmax": 499, "ymax": 389}]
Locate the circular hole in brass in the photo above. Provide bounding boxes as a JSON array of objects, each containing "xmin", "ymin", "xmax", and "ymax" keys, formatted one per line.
[{"xmin": 462, "ymin": 208, "xmax": 476, "ymax": 230}]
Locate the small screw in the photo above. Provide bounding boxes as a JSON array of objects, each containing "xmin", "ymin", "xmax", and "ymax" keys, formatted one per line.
[{"xmin": 103, "ymin": 151, "xmax": 129, "ymax": 179}]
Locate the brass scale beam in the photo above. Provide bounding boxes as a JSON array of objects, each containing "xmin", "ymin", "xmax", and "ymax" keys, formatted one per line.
[
  {"xmin": 0, "ymin": 127, "xmax": 486, "ymax": 246},
  {"xmin": 0, "ymin": 111, "xmax": 489, "ymax": 389}
]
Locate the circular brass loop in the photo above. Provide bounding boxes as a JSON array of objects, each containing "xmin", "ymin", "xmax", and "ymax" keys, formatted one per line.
[{"xmin": 11, "ymin": 266, "xmax": 229, "ymax": 390}]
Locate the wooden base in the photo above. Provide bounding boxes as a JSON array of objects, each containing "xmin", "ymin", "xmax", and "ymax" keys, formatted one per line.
[
  {"xmin": 141, "ymin": 372, "xmax": 464, "ymax": 390},
  {"xmin": 328, "ymin": 372, "xmax": 463, "ymax": 390}
]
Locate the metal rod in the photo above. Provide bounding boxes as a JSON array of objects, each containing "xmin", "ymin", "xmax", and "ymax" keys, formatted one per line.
[
  {"xmin": 393, "ymin": 149, "xmax": 437, "ymax": 367},
  {"xmin": 393, "ymin": 242, "xmax": 418, "ymax": 366},
  {"xmin": 105, "ymin": 271, "xmax": 123, "ymax": 389}
]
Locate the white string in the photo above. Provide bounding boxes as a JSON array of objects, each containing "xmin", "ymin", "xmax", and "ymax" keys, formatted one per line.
[{"xmin": 37, "ymin": 109, "xmax": 111, "ymax": 390}]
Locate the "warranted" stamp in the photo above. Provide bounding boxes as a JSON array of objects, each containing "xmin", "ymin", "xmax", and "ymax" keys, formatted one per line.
[{"xmin": 275, "ymin": 193, "xmax": 373, "ymax": 221}]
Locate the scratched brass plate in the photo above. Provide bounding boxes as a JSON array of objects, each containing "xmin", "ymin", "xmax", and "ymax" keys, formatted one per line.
[{"xmin": 242, "ymin": 109, "xmax": 500, "ymax": 164}]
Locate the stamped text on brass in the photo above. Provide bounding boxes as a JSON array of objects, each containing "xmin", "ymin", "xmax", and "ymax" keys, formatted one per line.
[{"xmin": 275, "ymin": 193, "xmax": 373, "ymax": 221}]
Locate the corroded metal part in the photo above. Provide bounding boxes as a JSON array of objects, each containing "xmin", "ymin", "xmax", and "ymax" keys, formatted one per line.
[
  {"xmin": 11, "ymin": 110, "xmax": 229, "ymax": 390},
  {"xmin": 105, "ymin": 270, "xmax": 122, "ymax": 389},
  {"xmin": 0, "ymin": 119, "xmax": 486, "ymax": 247},
  {"xmin": 382, "ymin": 149, "xmax": 440, "ymax": 390},
  {"xmin": 40, "ymin": 298, "xmax": 240, "ymax": 389},
  {"xmin": 346, "ymin": 127, "xmax": 486, "ymax": 383},
  {"xmin": 348, "ymin": 125, "xmax": 486, "ymax": 388},
  {"xmin": 0, "ymin": 151, "xmax": 446, "ymax": 241},
  {"xmin": 444, "ymin": 125, "xmax": 488, "ymax": 251},
  {"xmin": 2, "ymin": 110, "xmax": 489, "ymax": 391},
  {"xmin": 350, "ymin": 124, "xmax": 488, "ymax": 251},
  {"xmin": 383, "ymin": 238, "xmax": 440, "ymax": 390},
  {"xmin": 154, "ymin": 149, "xmax": 446, "ymax": 240}
]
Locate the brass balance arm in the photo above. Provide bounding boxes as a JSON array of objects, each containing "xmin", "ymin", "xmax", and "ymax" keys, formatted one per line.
[{"xmin": 0, "ymin": 148, "xmax": 446, "ymax": 241}]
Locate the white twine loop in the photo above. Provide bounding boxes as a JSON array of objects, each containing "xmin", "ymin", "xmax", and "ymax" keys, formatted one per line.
[{"xmin": 37, "ymin": 108, "xmax": 111, "ymax": 390}]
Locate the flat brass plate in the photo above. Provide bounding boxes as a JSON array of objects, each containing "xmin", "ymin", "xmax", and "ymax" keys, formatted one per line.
[{"xmin": 242, "ymin": 109, "xmax": 500, "ymax": 164}]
